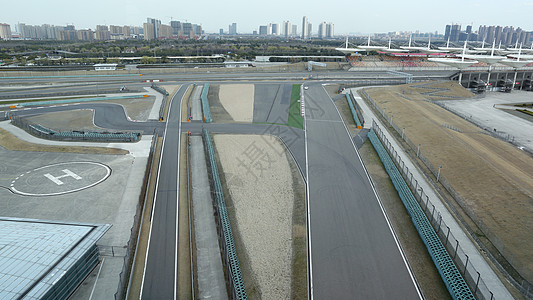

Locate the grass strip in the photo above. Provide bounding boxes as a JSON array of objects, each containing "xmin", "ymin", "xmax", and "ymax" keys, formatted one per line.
[{"xmin": 288, "ymin": 84, "xmax": 303, "ymax": 129}]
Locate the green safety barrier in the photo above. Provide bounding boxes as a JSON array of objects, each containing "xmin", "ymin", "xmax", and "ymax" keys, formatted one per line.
[
  {"xmin": 368, "ymin": 128, "xmax": 475, "ymax": 300},
  {"xmin": 201, "ymin": 83, "xmax": 212, "ymax": 123},
  {"xmin": 346, "ymin": 94, "xmax": 362, "ymax": 128},
  {"xmin": 202, "ymin": 129, "xmax": 246, "ymax": 299},
  {"xmin": 29, "ymin": 124, "xmax": 140, "ymax": 142}
]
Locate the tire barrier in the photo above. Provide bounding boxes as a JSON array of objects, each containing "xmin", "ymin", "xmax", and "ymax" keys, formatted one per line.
[
  {"xmin": 368, "ymin": 125, "xmax": 476, "ymax": 300},
  {"xmin": 202, "ymin": 129, "xmax": 247, "ymax": 299}
]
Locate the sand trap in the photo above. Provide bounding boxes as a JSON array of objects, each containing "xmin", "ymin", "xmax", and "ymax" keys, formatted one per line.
[
  {"xmin": 218, "ymin": 84, "xmax": 255, "ymax": 122},
  {"xmin": 214, "ymin": 134, "xmax": 293, "ymax": 299}
]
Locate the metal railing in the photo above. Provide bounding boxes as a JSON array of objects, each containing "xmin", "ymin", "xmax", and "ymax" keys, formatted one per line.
[
  {"xmin": 370, "ymin": 123, "xmax": 488, "ymax": 300},
  {"xmin": 202, "ymin": 129, "xmax": 247, "ymax": 299},
  {"xmin": 360, "ymin": 88, "xmax": 533, "ymax": 298}
]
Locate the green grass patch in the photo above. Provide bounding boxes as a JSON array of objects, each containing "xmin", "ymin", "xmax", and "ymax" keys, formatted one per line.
[{"xmin": 288, "ymin": 84, "xmax": 304, "ymax": 129}]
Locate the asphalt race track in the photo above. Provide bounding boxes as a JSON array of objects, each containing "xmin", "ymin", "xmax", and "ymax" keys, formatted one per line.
[
  {"xmin": 1, "ymin": 70, "xmax": 461, "ymax": 299},
  {"xmin": 304, "ymin": 84, "xmax": 421, "ymax": 299}
]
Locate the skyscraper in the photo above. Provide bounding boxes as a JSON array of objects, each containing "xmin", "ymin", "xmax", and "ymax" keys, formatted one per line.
[
  {"xmin": 318, "ymin": 22, "xmax": 326, "ymax": 39},
  {"xmin": 229, "ymin": 23, "xmax": 237, "ymax": 35},
  {"xmin": 146, "ymin": 18, "xmax": 161, "ymax": 39},
  {"xmin": 282, "ymin": 21, "xmax": 291, "ymax": 38},
  {"xmin": 302, "ymin": 16, "xmax": 310, "ymax": 39},
  {"xmin": 259, "ymin": 26, "xmax": 267, "ymax": 36},
  {"xmin": 0, "ymin": 23, "xmax": 11, "ymax": 39},
  {"xmin": 143, "ymin": 22, "xmax": 155, "ymax": 40},
  {"xmin": 326, "ymin": 23, "xmax": 334, "ymax": 38},
  {"xmin": 272, "ymin": 23, "xmax": 280, "ymax": 35}
]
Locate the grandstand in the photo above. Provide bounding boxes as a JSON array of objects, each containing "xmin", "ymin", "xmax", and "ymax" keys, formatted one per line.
[{"xmin": 347, "ymin": 55, "xmax": 440, "ymax": 68}]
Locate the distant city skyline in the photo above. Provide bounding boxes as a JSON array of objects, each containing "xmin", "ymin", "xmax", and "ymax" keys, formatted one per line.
[{"xmin": 3, "ymin": 0, "xmax": 533, "ymax": 35}]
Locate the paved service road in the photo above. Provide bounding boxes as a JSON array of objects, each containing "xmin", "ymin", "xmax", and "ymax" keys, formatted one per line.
[
  {"xmin": 140, "ymin": 85, "xmax": 189, "ymax": 299},
  {"xmin": 305, "ymin": 84, "xmax": 422, "ymax": 299}
]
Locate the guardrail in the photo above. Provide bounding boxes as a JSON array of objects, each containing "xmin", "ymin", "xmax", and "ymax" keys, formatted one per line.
[
  {"xmin": 345, "ymin": 93, "xmax": 362, "ymax": 128},
  {"xmin": 151, "ymin": 84, "xmax": 168, "ymax": 121},
  {"xmin": 202, "ymin": 129, "xmax": 247, "ymax": 299},
  {"xmin": 360, "ymin": 88, "xmax": 533, "ymax": 298},
  {"xmin": 201, "ymin": 83, "xmax": 212, "ymax": 123},
  {"xmin": 151, "ymin": 84, "xmax": 169, "ymax": 96},
  {"xmin": 369, "ymin": 124, "xmax": 479, "ymax": 300},
  {"xmin": 10, "ymin": 116, "xmax": 141, "ymax": 142}
]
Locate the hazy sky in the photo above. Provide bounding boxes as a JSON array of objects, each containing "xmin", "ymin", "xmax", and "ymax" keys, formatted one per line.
[{"xmin": 3, "ymin": 0, "xmax": 533, "ymax": 35}]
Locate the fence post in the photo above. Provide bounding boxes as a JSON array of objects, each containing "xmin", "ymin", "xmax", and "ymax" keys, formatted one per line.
[
  {"xmin": 464, "ymin": 254, "xmax": 469, "ymax": 275},
  {"xmin": 417, "ymin": 144, "xmax": 420, "ymax": 157},
  {"xmin": 445, "ymin": 226, "xmax": 450, "ymax": 246},
  {"xmin": 401, "ymin": 128, "xmax": 405, "ymax": 140},
  {"xmin": 437, "ymin": 165, "xmax": 442, "ymax": 182},
  {"xmin": 454, "ymin": 240, "xmax": 459, "ymax": 259},
  {"xmin": 474, "ymin": 272, "xmax": 481, "ymax": 294}
]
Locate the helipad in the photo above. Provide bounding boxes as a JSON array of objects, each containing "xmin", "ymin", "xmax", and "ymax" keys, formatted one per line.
[{"xmin": 10, "ymin": 161, "xmax": 111, "ymax": 196}]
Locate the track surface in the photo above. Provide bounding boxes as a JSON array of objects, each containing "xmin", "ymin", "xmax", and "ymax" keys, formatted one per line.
[
  {"xmin": 3, "ymin": 72, "xmax": 454, "ymax": 299},
  {"xmin": 305, "ymin": 84, "xmax": 421, "ymax": 299}
]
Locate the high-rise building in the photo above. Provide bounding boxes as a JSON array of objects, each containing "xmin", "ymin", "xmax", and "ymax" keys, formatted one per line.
[
  {"xmin": 318, "ymin": 22, "xmax": 326, "ymax": 39},
  {"xmin": 182, "ymin": 22, "xmax": 194, "ymax": 38},
  {"xmin": 123, "ymin": 26, "xmax": 131, "ymax": 38},
  {"xmin": 159, "ymin": 24, "xmax": 173, "ymax": 38},
  {"xmin": 0, "ymin": 23, "xmax": 11, "ymax": 39},
  {"xmin": 326, "ymin": 22, "xmax": 334, "ymax": 38},
  {"xmin": 282, "ymin": 21, "xmax": 291, "ymax": 38},
  {"xmin": 259, "ymin": 25, "xmax": 267, "ymax": 36},
  {"xmin": 146, "ymin": 18, "xmax": 161, "ymax": 38},
  {"xmin": 95, "ymin": 25, "xmax": 110, "ymax": 40},
  {"xmin": 143, "ymin": 22, "xmax": 155, "ymax": 40},
  {"xmin": 171, "ymin": 21, "xmax": 182, "ymax": 36},
  {"xmin": 77, "ymin": 29, "xmax": 94, "ymax": 41},
  {"xmin": 302, "ymin": 16, "xmax": 310, "ymax": 39},
  {"xmin": 109, "ymin": 25, "xmax": 122, "ymax": 34},
  {"xmin": 229, "ymin": 23, "xmax": 237, "ymax": 35},
  {"xmin": 291, "ymin": 24, "xmax": 297, "ymax": 37},
  {"xmin": 272, "ymin": 23, "xmax": 280, "ymax": 35}
]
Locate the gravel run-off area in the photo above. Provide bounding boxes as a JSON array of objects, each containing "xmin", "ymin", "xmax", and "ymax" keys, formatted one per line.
[
  {"xmin": 218, "ymin": 84, "xmax": 255, "ymax": 122},
  {"xmin": 214, "ymin": 134, "xmax": 294, "ymax": 299}
]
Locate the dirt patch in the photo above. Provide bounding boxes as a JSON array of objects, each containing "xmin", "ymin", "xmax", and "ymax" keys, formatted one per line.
[
  {"xmin": 0, "ymin": 127, "xmax": 128, "ymax": 155},
  {"xmin": 24, "ymin": 109, "xmax": 101, "ymax": 131},
  {"xmin": 214, "ymin": 134, "xmax": 294, "ymax": 300},
  {"xmin": 208, "ymin": 85, "xmax": 234, "ymax": 123},
  {"xmin": 359, "ymin": 140, "xmax": 451, "ymax": 299},
  {"xmin": 218, "ymin": 84, "xmax": 254, "ymax": 122},
  {"xmin": 178, "ymin": 133, "xmax": 192, "ymax": 299},
  {"xmin": 364, "ymin": 81, "xmax": 533, "ymax": 284}
]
